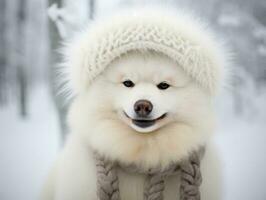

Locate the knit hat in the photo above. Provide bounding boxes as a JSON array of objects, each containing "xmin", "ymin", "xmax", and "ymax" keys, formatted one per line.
[{"xmin": 62, "ymin": 7, "xmax": 228, "ymax": 95}]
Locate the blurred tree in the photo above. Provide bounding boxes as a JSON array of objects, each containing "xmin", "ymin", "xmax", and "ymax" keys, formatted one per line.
[
  {"xmin": 48, "ymin": 0, "xmax": 95, "ymax": 143},
  {"xmin": 89, "ymin": 0, "xmax": 95, "ymax": 19},
  {"xmin": 17, "ymin": 0, "xmax": 28, "ymax": 117},
  {"xmin": 48, "ymin": 0, "xmax": 68, "ymax": 142},
  {"xmin": 0, "ymin": 0, "xmax": 7, "ymax": 104}
]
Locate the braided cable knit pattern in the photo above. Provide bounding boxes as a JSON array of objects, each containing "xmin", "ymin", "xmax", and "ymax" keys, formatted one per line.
[
  {"xmin": 95, "ymin": 154, "xmax": 120, "ymax": 200},
  {"xmin": 141, "ymin": 164, "xmax": 180, "ymax": 200},
  {"xmin": 144, "ymin": 174, "xmax": 164, "ymax": 200},
  {"xmin": 179, "ymin": 149, "xmax": 205, "ymax": 200},
  {"xmin": 94, "ymin": 147, "xmax": 204, "ymax": 200}
]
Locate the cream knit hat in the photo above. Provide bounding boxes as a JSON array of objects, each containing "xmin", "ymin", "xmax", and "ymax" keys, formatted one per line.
[{"xmin": 62, "ymin": 7, "xmax": 228, "ymax": 95}]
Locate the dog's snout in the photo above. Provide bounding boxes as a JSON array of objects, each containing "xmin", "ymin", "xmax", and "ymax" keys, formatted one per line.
[{"xmin": 134, "ymin": 99, "xmax": 153, "ymax": 117}]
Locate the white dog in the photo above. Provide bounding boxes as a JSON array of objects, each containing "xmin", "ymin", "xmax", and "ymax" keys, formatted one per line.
[{"xmin": 42, "ymin": 8, "xmax": 227, "ymax": 200}]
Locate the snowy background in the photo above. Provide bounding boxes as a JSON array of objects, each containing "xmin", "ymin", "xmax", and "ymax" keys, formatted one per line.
[{"xmin": 0, "ymin": 0, "xmax": 266, "ymax": 200}]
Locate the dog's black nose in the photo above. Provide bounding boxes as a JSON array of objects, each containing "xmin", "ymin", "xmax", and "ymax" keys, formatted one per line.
[{"xmin": 134, "ymin": 99, "xmax": 153, "ymax": 117}]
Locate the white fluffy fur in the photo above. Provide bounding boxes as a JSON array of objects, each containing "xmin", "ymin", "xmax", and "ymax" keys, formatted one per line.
[
  {"xmin": 42, "ymin": 52, "xmax": 222, "ymax": 200},
  {"xmin": 42, "ymin": 7, "xmax": 228, "ymax": 200},
  {"xmin": 68, "ymin": 52, "xmax": 215, "ymax": 168},
  {"xmin": 62, "ymin": 7, "xmax": 229, "ymax": 95}
]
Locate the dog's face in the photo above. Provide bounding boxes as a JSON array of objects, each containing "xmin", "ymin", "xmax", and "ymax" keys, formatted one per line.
[
  {"xmin": 103, "ymin": 52, "xmax": 195, "ymax": 133},
  {"xmin": 69, "ymin": 52, "xmax": 214, "ymax": 167}
]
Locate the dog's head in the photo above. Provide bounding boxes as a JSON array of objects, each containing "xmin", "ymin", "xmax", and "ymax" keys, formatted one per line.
[
  {"xmin": 102, "ymin": 51, "xmax": 213, "ymax": 133},
  {"xmin": 68, "ymin": 51, "xmax": 215, "ymax": 168}
]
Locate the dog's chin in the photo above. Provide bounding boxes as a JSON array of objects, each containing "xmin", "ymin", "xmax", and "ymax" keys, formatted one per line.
[
  {"xmin": 130, "ymin": 123, "xmax": 161, "ymax": 133},
  {"xmin": 119, "ymin": 111, "xmax": 168, "ymax": 133}
]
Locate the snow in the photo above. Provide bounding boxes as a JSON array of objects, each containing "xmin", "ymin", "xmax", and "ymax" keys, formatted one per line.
[
  {"xmin": 1, "ymin": 0, "xmax": 266, "ymax": 199},
  {"xmin": 0, "ymin": 85, "xmax": 60, "ymax": 200},
  {"xmin": 0, "ymin": 84, "xmax": 266, "ymax": 200},
  {"xmin": 253, "ymin": 27, "xmax": 266, "ymax": 39},
  {"xmin": 47, "ymin": 3, "xmax": 77, "ymax": 38},
  {"xmin": 48, "ymin": 0, "xmax": 91, "ymax": 39},
  {"xmin": 215, "ymin": 117, "xmax": 266, "ymax": 200},
  {"xmin": 218, "ymin": 14, "xmax": 241, "ymax": 27},
  {"xmin": 258, "ymin": 45, "xmax": 266, "ymax": 56}
]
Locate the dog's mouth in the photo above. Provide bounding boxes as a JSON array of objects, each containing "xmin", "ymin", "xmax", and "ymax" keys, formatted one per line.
[{"xmin": 124, "ymin": 112, "xmax": 167, "ymax": 129}]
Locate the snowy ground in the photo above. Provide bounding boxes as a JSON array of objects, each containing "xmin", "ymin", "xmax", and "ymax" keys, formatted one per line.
[
  {"xmin": 0, "ymin": 85, "xmax": 266, "ymax": 200},
  {"xmin": 0, "ymin": 85, "xmax": 60, "ymax": 200},
  {"xmin": 215, "ymin": 117, "xmax": 266, "ymax": 200}
]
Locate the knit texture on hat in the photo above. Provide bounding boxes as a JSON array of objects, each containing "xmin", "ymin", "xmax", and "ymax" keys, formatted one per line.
[{"xmin": 62, "ymin": 8, "xmax": 228, "ymax": 95}]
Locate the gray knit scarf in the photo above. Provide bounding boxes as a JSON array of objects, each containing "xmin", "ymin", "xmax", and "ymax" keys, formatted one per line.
[{"xmin": 94, "ymin": 147, "xmax": 205, "ymax": 200}]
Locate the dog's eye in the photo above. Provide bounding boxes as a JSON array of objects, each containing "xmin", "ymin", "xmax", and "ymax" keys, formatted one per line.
[
  {"xmin": 123, "ymin": 80, "xmax": 135, "ymax": 88},
  {"xmin": 157, "ymin": 82, "xmax": 170, "ymax": 90}
]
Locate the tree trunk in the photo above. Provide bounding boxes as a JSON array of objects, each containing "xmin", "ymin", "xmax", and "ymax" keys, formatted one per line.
[
  {"xmin": 0, "ymin": 0, "xmax": 7, "ymax": 104},
  {"xmin": 48, "ymin": 0, "xmax": 96, "ymax": 143},
  {"xmin": 17, "ymin": 0, "xmax": 28, "ymax": 117},
  {"xmin": 48, "ymin": 0, "xmax": 69, "ymax": 143},
  {"xmin": 89, "ymin": 0, "xmax": 95, "ymax": 20}
]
